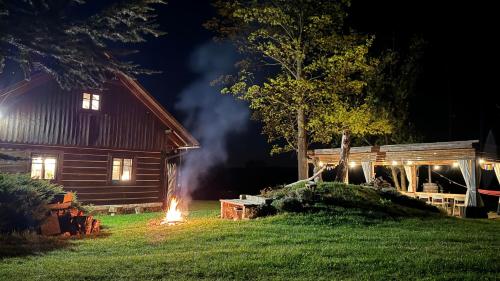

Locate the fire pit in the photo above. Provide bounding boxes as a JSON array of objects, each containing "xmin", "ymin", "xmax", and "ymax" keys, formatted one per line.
[{"xmin": 160, "ymin": 197, "xmax": 185, "ymax": 225}]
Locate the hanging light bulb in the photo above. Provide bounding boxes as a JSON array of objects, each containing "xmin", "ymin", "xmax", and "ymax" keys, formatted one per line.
[
  {"xmin": 452, "ymin": 162, "xmax": 459, "ymax": 168},
  {"xmin": 349, "ymin": 161, "xmax": 356, "ymax": 168}
]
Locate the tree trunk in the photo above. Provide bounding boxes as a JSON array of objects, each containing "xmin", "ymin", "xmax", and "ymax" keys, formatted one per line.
[
  {"xmin": 391, "ymin": 166, "xmax": 401, "ymax": 190},
  {"xmin": 335, "ymin": 129, "xmax": 351, "ymax": 182},
  {"xmin": 297, "ymin": 108, "xmax": 308, "ymax": 180},
  {"xmin": 399, "ymin": 166, "xmax": 407, "ymax": 191}
]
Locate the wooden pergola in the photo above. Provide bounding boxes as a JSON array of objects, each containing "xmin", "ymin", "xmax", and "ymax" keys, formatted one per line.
[{"xmin": 308, "ymin": 140, "xmax": 500, "ymax": 213}]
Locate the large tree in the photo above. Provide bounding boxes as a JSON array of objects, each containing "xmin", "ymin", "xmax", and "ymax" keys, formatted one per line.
[
  {"xmin": 366, "ymin": 36, "xmax": 426, "ymax": 189},
  {"xmin": 207, "ymin": 0, "xmax": 392, "ymax": 180},
  {"xmin": 0, "ymin": 0, "xmax": 165, "ymax": 91}
]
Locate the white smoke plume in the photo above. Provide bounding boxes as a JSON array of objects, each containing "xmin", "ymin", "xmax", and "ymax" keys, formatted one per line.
[{"xmin": 175, "ymin": 42, "xmax": 249, "ymax": 200}]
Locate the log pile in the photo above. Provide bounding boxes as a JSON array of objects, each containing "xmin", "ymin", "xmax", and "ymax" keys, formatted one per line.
[{"xmin": 40, "ymin": 192, "xmax": 100, "ymax": 236}]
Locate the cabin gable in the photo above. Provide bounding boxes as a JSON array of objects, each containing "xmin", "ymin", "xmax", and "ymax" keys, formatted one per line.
[{"xmin": 0, "ymin": 74, "xmax": 195, "ymax": 151}]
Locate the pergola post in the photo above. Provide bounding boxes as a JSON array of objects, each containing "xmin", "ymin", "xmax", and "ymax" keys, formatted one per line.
[{"xmin": 427, "ymin": 165, "xmax": 432, "ymax": 183}]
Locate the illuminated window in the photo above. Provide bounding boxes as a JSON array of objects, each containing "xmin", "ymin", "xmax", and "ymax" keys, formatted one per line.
[
  {"xmin": 31, "ymin": 155, "xmax": 57, "ymax": 180},
  {"xmin": 82, "ymin": 92, "xmax": 100, "ymax": 110},
  {"xmin": 112, "ymin": 158, "xmax": 133, "ymax": 182}
]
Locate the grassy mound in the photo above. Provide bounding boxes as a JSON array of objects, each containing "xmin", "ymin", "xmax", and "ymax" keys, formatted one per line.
[{"xmin": 261, "ymin": 182, "xmax": 442, "ymax": 221}]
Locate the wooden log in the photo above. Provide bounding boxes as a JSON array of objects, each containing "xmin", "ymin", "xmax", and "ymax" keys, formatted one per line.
[
  {"xmin": 72, "ymin": 216, "xmax": 87, "ymax": 235},
  {"xmin": 58, "ymin": 212, "xmax": 74, "ymax": 234},
  {"xmin": 40, "ymin": 214, "xmax": 61, "ymax": 236},
  {"xmin": 84, "ymin": 216, "xmax": 93, "ymax": 235},
  {"xmin": 91, "ymin": 219, "xmax": 100, "ymax": 234},
  {"xmin": 47, "ymin": 202, "xmax": 71, "ymax": 210}
]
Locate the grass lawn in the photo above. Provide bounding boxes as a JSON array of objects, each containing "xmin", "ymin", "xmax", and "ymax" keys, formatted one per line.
[{"xmin": 0, "ymin": 200, "xmax": 499, "ymax": 280}]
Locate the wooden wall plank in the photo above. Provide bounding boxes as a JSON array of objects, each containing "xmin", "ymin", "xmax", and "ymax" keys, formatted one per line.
[
  {"xmin": 0, "ymin": 143, "xmax": 164, "ymax": 205},
  {"xmin": 0, "ymin": 80, "xmax": 172, "ymax": 151}
]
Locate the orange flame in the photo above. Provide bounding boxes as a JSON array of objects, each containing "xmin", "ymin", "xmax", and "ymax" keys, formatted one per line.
[{"xmin": 161, "ymin": 197, "xmax": 183, "ymax": 225}]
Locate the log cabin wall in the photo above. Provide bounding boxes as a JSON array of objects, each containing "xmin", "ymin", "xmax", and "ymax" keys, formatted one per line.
[
  {"xmin": 0, "ymin": 77, "xmax": 189, "ymax": 205},
  {"xmin": 0, "ymin": 144, "xmax": 163, "ymax": 205}
]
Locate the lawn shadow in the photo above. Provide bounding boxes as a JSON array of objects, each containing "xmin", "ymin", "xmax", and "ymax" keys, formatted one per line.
[{"xmin": 0, "ymin": 231, "xmax": 111, "ymax": 259}]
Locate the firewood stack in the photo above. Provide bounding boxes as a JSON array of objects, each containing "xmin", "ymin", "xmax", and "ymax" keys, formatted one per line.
[{"xmin": 40, "ymin": 192, "xmax": 100, "ymax": 236}]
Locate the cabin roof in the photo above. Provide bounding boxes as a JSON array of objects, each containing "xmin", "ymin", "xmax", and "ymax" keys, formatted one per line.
[
  {"xmin": 117, "ymin": 73, "xmax": 199, "ymax": 148},
  {"xmin": 0, "ymin": 73, "xmax": 199, "ymax": 149}
]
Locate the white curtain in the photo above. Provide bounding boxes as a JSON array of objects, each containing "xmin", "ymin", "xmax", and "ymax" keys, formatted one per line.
[
  {"xmin": 404, "ymin": 165, "xmax": 414, "ymax": 192},
  {"xmin": 361, "ymin": 161, "xmax": 372, "ymax": 183},
  {"xmin": 458, "ymin": 159, "xmax": 479, "ymax": 207},
  {"xmin": 494, "ymin": 163, "xmax": 500, "ymax": 185}
]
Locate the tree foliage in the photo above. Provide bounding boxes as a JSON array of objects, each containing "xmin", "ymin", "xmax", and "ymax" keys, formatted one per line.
[
  {"xmin": 367, "ymin": 36, "xmax": 426, "ymax": 145},
  {"xmin": 207, "ymin": 0, "xmax": 393, "ymax": 179},
  {"xmin": 0, "ymin": 0, "xmax": 165, "ymax": 90},
  {"xmin": 307, "ymin": 40, "xmax": 392, "ymax": 145}
]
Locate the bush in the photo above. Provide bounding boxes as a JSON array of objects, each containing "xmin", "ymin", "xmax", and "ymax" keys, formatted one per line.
[
  {"xmin": 0, "ymin": 174, "xmax": 65, "ymax": 233},
  {"xmin": 253, "ymin": 204, "xmax": 277, "ymax": 218},
  {"xmin": 272, "ymin": 197, "xmax": 303, "ymax": 213},
  {"xmin": 263, "ymin": 181, "xmax": 442, "ymax": 218},
  {"xmin": 295, "ymin": 187, "xmax": 313, "ymax": 202}
]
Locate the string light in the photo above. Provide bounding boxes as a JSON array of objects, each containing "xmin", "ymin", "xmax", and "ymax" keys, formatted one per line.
[
  {"xmin": 452, "ymin": 162, "xmax": 459, "ymax": 168},
  {"xmin": 433, "ymin": 165, "xmax": 441, "ymax": 171},
  {"xmin": 478, "ymin": 158, "xmax": 485, "ymax": 164},
  {"xmin": 391, "ymin": 161, "xmax": 398, "ymax": 166},
  {"xmin": 349, "ymin": 161, "xmax": 356, "ymax": 168}
]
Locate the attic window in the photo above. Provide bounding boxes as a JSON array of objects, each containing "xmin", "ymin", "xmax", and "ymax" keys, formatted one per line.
[{"xmin": 82, "ymin": 92, "xmax": 100, "ymax": 110}]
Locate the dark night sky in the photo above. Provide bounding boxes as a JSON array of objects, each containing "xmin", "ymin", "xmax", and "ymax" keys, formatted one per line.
[
  {"xmin": 130, "ymin": 0, "xmax": 499, "ymax": 170},
  {"xmin": 0, "ymin": 0, "xmax": 497, "ymax": 199}
]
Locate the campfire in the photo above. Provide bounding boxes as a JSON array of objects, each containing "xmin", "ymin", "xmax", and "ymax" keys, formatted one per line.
[{"xmin": 160, "ymin": 197, "xmax": 185, "ymax": 225}]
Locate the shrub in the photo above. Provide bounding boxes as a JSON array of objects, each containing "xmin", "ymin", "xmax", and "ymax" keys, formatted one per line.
[
  {"xmin": 0, "ymin": 174, "xmax": 65, "ymax": 233},
  {"xmin": 253, "ymin": 204, "xmax": 277, "ymax": 218},
  {"xmin": 295, "ymin": 187, "xmax": 313, "ymax": 202},
  {"xmin": 272, "ymin": 197, "xmax": 303, "ymax": 213},
  {"xmin": 264, "ymin": 181, "xmax": 442, "ymax": 218}
]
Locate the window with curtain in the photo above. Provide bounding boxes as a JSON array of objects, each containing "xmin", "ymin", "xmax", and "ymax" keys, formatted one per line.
[
  {"xmin": 111, "ymin": 158, "xmax": 133, "ymax": 182},
  {"xmin": 31, "ymin": 155, "xmax": 57, "ymax": 180}
]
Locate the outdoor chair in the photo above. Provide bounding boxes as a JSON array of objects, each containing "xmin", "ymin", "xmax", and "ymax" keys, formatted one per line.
[
  {"xmin": 452, "ymin": 197, "xmax": 466, "ymax": 217},
  {"xmin": 431, "ymin": 195, "xmax": 445, "ymax": 208},
  {"xmin": 417, "ymin": 194, "xmax": 430, "ymax": 203},
  {"xmin": 442, "ymin": 196, "xmax": 454, "ymax": 214}
]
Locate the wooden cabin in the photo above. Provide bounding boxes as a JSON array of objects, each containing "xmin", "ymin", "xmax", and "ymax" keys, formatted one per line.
[
  {"xmin": 0, "ymin": 73, "xmax": 198, "ymax": 208},
  {"xmin": 308, "ymin": 140, "xmax": 500, "ymax": 217}
]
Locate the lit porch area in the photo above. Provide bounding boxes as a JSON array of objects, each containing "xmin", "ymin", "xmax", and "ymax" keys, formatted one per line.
[{"xmin": 308, "ymin": 140, "xmax": 500, "ymax": 218}]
